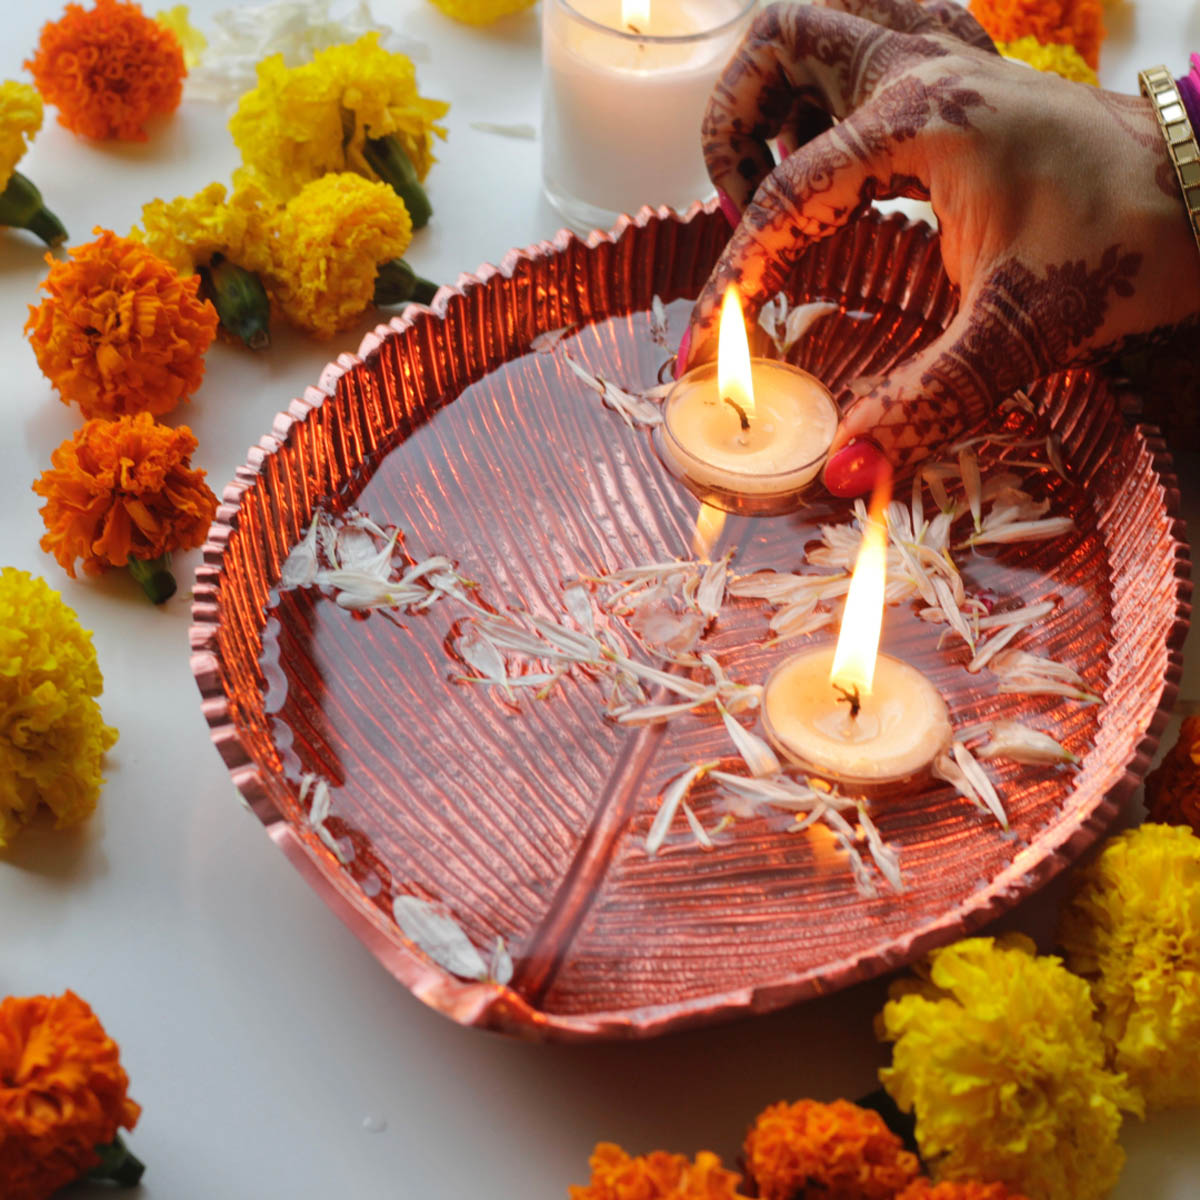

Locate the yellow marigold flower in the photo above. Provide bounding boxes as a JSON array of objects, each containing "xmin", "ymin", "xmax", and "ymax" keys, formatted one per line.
[
  {"xmin": 266, "ymin": 172, "xmax": 412, "ymax": 338},
  {"xmin": 0, "ymin": 81, "xmax": 43, "ymax": 190},
  {"xmin": 743, "ymin": 1098, "xmax": 920, "ymax": 1200},
  {"xmin": 26, "ymin": 228, "xmax": 218, "ymax": 419},
  {"xmin": 0, "ymin": 568, "xmax": 117, "ymax": 847},
  {"xmin": 0, "ymin": 80, "xmax": 66, "ymax": 246},
  {"xmin": 134, "ymin": 180, "xmax": 275, "ymax": 277},
  {"xmin": 568, "ymin": 1142, "xmax": 749, "ymax": 1199},
  {"xmin": 998, "ymin": 36, "xmax": 1098, "ymax": 84},
  {"xmin": 0, "ymin": 991, "xmax": 141, "ymax": 1198},
  {"xmin": 155, "ymin": 4, "xmax": 205, "ymax": 69},
  {"xmin": 230, "ymin": 32, "xmax": 448, "ymax": 203},
  {"xmin": 426, "ymin": 0, "xmax": 536, "ymax": 25},
  {"xmin": 878, "ymin": 934, "xmax": 1140, "ymax": 1200},
  {"xmin": 1058, "ymin": 823, "xmax": 1200, "ymax": 1110},
  {"xmin": 26, "ymin": 0, "xmax": 187, "ymax": 141}
]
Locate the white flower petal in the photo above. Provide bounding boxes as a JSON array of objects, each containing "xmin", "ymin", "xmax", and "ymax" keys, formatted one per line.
[
  {"xmin": 392, "ymin": 896, "xmax": 489, "ymax": 981},
  {"xmin": 647, "ymin": 764, "xmax": 707, "ymax": 855},
  {"xmin": 682, "ymin": 801, "xmax": 714, "ymax": 850},
  {"xmin": 977, "ymin": 720, "xmax": 1078, "ymax": 765},
  {"xmin": 721, "ymin": 709, "xmax": 781, "ymax": 777},
  {"xmin": 487, "ymin": 936, "xmax": 514, "ymax": 986}
]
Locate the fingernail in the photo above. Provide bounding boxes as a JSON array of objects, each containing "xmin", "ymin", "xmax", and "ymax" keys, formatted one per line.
[
  {"xmin": 716, "ymin": 188, "xmax": 740, "ymax": 230},
  {"xmin": 774, "ymin": 139, "xmax": 789, "ymax": 161},
  {"xmin": 824, "ymin": 437, "xmax": 891, "ymax": 498},
  {"xmin": 675, "ymin": 326, "xmax": 692, "ymax": 379}
]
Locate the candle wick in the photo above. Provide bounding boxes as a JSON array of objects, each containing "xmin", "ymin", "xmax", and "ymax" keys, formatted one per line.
[
  {"xmin": 832, "ymin": 682, "xmax": 862, "ymax": 720},
  {"xmin": 722, "ymin": 395, "xmax": 750, "ymax": 431},
  {"xmin": 626, "ymin": 21, "xmax": 641, "ymax": 32}
]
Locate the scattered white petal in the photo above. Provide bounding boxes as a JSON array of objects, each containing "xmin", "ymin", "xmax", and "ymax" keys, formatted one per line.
[
  {"xmin": 964, "ymin": 517, "xmax": 1074, "ymax": 546},
  {"xmin": 977, "ymin": 720, "xmax": 1079, "ymax": 765},
  {"xmin": 990, "ymin": 649, "xmax": 1102, "ymax": 702},
  {"xmin": 959, "ymin": 446, "xmax": 982, "ymax": 531},
  {"xmin": 857, "ymin": 804, "xmax": 903, "ymax": 892},
  {"xmin": 308, "ymin": 777, "xmax": 332, "ymax": 826},
  {"xmin": 647, "ymin": 764, "xmax": 708, "ymax": 855},
  {"xmin": 649, "ymin": 294, "xmax": 670, "ymax": 347},
  {"xmin": 392, "ymin": 895, "xmax": 489, "ymax": 981},
  {"xmin": 315, "ymin": 820, "xmax": 351, "ymax": 863},
  {"xmin": 720, "ymin": 708, "xmax": 781, "ymax": 777},
  {"xmin": 758, "ymin": 294, "xmax": 838, "ymax": 356},
  {"xmin": 281, "ymin": 516, "xmax": 321, "ymax": 588},
  {"xmin": 976, "ymin": 600, "xmax": 1056, "ymax": 630},
  {"xmin": 938, "ymin": 741, "xmax": 1008, "ymax": 828},
  {"xmin": 682, "ymin": 801, "xmax": 714, "ymax": 850},
  {"xmin": 563, "ymin": 353, "xmax": 663, "ymax": 427},
  {"xmin": 967, "ymin": 622, "xmax": 1025, "ymax": 673},
  {"xmin": 487, "ymin": 936, "xmax": 514, "ymax": 986},
  {"xmin": 563, "ymin": 582, "xmax": 596, "ymax": 635}
]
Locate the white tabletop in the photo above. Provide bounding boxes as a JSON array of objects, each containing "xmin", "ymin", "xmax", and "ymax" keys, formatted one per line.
[{"xmin": 2, "ymin": 2, "xmax": 1199, "ymax": 1196}]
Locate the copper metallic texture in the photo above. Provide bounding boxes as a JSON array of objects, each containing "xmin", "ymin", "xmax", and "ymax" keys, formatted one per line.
[{"xmin": 190, "ymin": 204, "xmax": 1190, "ymax": 1041}]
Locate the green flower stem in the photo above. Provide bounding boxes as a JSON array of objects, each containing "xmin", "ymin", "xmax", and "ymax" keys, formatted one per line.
[
  {"xmin": 87, "ymin": 1133, "xmax": 145, "ymax": 1187},
  {"xmin": 0, "ymin": 170, "xmax": 67, "ymax": 247},
  {"xmin": 374, "ymin": 258, "xmax": 439, "ymax": 307},
  {"xmin": 362, "ymin": 135, "xmax": 433, "ymax": 229},
  {"xmin": 126, "ymin": 554, "xmax": 177, "ymax": 605},
  {"xmin": 199, "ymin": 253, "xmax": 271, "ymax": 350}
]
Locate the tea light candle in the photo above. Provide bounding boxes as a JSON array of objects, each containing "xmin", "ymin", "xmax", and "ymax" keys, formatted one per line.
[
  {"xmin": 762, "ymin": 488, "xmax": 952, "ymax": 786},
  {"xmin": 659, "ymin": 287, "xmax": 838, "ymax": 510},
  {"xmin": 762, "ymin": 646, "xmax": 952, "ymax": 785},
  {"xmin": 541, "ymin": 0, "xmax": 754, "ymax": 231}
]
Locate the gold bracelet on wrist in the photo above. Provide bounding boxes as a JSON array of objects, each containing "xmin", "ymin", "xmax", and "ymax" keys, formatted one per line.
[{"xmin": 1139, "ymin": 65, "xmax": 1200, "ymax": 261}]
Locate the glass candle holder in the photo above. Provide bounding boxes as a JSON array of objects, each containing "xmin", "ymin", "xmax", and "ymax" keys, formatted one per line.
[
  {"xmin": 657, "ymin": 358, "xmax": 839, "ymax": 515},
  {"xmin": 541, "ymin": 0, "xmax": 755, "ymax": 233}
]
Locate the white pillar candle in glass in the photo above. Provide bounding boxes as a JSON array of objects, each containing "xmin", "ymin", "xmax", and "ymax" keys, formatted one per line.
[{"xmin": 541, "ymin": 0, "xmax": 755, "ymax": 232}]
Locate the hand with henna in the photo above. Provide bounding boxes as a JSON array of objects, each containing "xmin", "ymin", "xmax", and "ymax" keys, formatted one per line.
[{"xmin": 679, "ymin": 0, "xmax": 1200, "ymax": 496}]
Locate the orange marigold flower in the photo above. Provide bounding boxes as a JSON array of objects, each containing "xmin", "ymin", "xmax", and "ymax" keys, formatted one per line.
[
  {"xmin": 33, "ymin": 412, "xmax": 217, "ymax": 578},
  {"xmin": 896, "ymin": 1182, "xmax": 1031, "ymax": 1200},
  {"xmin": 25, "ymin": 0, "xmax": 186, "ymax": 141},
  {"xmin": 26, "ymin": 229, "xmax": 218, "ymax": 419},
  {"xmin": 569, "ymin": 1142, "xmax": 749, "ymax": 1200},
  {"xmin": 968, "ymin": 0, "xmax": 1105, "ymax": 70},
  {"xmin": 0, "ymin": 991, "xmax": 140, "ymax": 1200},
  {"xmin": 1143, "ymin": 715, "xmax": 1200, "ymax": 834},
  {"xmin": 744, "ymin": 1099, "xmax": 921, "ymax": 1200}
]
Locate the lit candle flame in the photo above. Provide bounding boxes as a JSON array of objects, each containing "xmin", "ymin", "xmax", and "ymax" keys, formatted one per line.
[
  {"xmin": 830, "ymin": 476, "xmax": 893, "ymax": 698},
  {"xmin": 621, "ymin": 0, "xmax": 650, "ymax": 29},
  {"xmin": 717, "ymin": 285, "xmax": 755, "ymax": 424},
  {"xmin": 692, "ymin": 501, "xmax": 726, "ymax": 559}
]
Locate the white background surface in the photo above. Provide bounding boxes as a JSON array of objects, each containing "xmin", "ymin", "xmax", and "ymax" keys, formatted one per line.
[{"xmin": 2, "ymin": 1, "xmax": 1199, "ymax": 1196}]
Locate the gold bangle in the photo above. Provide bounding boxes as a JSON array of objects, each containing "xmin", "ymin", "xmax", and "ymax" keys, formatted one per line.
[{"xmin": 1139, "ymin": 65, "xmax": 1200, "ymax": 261}]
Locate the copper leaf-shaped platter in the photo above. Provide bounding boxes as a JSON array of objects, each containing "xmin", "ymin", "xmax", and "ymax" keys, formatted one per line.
[{"xmin": 190, "ymin": 205, "xmax": 1190, "ymax": 1040}]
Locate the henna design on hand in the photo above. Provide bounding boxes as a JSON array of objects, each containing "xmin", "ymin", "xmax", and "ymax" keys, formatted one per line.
[
  {"xmin": 1087, "ymin": 90, "xmax": 1178, "ymax": 199},
  {"xmin": 845, "ymin": 246, "xmax": 1145, "ymax": 470},
  {"xmin": 693, "ymin": 74, "xmax": 990, "ymax": 355}
]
